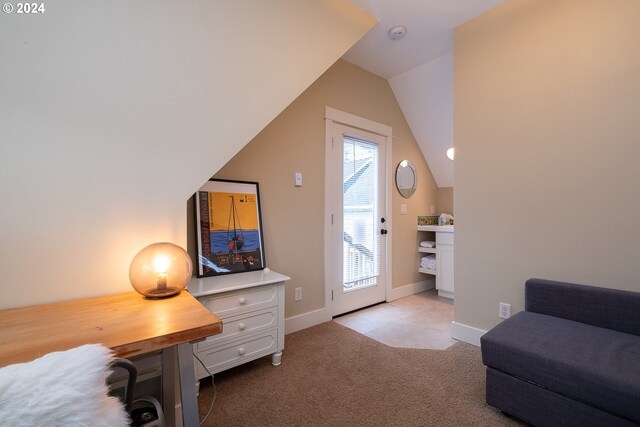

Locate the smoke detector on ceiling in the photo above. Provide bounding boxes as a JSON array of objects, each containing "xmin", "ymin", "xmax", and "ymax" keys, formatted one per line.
[{"xmin": 388, "ymin": 26, "xmax": 407, "ymax": 41}]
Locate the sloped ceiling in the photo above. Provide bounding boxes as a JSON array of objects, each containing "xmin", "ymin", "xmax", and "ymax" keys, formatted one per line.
[
  {"xmin": 0, "ymin": 0, "xmax": 375, "ymax": 309},
  {"xmin": 343, "ymin": 0, "xmax": 506, "ymax": 188},
  {"xmin": 389, "ymin": 53, "xmax": 453, "ymax": 187}
]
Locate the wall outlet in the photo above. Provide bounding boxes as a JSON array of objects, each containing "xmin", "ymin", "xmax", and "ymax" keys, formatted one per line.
[
  {"xmin": 499, "ymin": 303, "xmax": 511, "ymax": 319},
  {"xmin": 294, "ymin": 287, "xmax": 302, "ymax": 302},
  {"xmin": 400, "ymin": 204, "xmax": 407, "ymax": 215}
]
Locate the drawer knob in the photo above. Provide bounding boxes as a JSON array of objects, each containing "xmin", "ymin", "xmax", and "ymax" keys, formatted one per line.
[
  {"xmin": 238, "ymin": 323, "xmax": 246, "ymax": 331},
  {"xmin": 238, "ymin": 347, "xmax": 245, "ymax": 356},
  {"xmin": 238, "ymin": 297, "xmax": 246, "ymax": 305}
]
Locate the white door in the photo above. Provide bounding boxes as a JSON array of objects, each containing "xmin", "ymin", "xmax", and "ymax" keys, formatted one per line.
[{"xmin": 327, "ymin": 122, "xmax": 388, "ymax": 316}]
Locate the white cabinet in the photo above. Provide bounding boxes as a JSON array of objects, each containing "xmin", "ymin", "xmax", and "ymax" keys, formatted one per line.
[
  {"xmin": 435, "ymin": 231, "xmax": 454, "ymax": 299},
  {"xmin": 417, "ymin": 225, "xmax": 454, "ymax": 299},
  {"xmin": 188, "ymin": 270, "xmax": 290, "ymax": 379}
]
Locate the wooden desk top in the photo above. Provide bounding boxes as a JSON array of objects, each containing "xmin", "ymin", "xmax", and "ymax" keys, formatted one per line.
[{"xmin": 0, "ymin": 291, "xmax": 222, "ymax": 368}]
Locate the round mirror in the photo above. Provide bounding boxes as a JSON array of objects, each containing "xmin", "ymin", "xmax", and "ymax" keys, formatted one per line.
[{"xmin": 396, "ymin": 160, "xmax": 417, "ymax": 198}]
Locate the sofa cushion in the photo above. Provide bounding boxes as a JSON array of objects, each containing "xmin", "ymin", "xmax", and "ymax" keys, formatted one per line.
[
  {"xmin": 525, "ymin": 278, "xmax": 640, "ymax": 336},
  {"xmin": 481, "ymin": 311, "xmax": 640, "ymax": 422}
]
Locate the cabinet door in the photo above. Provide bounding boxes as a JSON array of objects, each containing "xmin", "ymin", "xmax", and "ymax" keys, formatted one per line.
[{"xmin": 437, "ymin": 244, "xmax": 454, "ymax": 293}]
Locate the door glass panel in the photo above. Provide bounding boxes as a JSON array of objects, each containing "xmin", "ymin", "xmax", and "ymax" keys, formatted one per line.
[{"xmin": 343, "ymin": 136, "xmax": 380, "ymax": 291}]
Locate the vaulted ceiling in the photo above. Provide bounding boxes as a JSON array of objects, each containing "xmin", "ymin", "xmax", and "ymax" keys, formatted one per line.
[{"xmin": 343, "ymin": 0, "xmax": 506, "ymax": 187}]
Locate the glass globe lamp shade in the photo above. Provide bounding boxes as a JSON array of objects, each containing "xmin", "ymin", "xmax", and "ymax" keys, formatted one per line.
[{"xmin": 129, "ymin": 242, "xmax": 193, "ymax": 298}]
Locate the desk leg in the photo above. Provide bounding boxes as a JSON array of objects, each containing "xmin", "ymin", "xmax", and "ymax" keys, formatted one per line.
[
  {"xmin": 177, "ymin": 342, "xmax": 199, "ymax": 427},
  {"xmin": 162, "ymin": 346, "xmax": 177, "ymax": 427},
  {"xmin": 162, "ymin": 344, "xmax": 199, "ymax": 427}
]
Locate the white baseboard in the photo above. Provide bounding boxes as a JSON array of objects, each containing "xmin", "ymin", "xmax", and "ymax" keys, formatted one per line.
[
  {"xmin": 387, "ymin": 278, "xmax": 435, "ymax": 302},
  {"xmin": 451, "ymin": 321, "xmax": 487, "ymax": 347},
  {"xmin": 285, "ymin": 307, "xmax": 331, "ymax": 335}
]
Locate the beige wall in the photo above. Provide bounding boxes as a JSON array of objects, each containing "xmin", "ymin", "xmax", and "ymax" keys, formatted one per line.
[
  {"xmin": 454, "ymin": 0, "xmax": 640, "ymax": 331},
  {"xmin": 438, "ymin": 187, "xmax": 454, "ymax": 215},
  {"xmin": 0, "ymin": 1, "xmax": 374, "ymax": 309},
  {"xmin": 215, "ymin": 60, "xmax": 439, "ymax": 318}
]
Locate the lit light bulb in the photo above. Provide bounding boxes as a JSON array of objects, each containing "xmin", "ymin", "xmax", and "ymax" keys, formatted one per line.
[
  {"xmin": 153, "ymin": 255, "xmax": 170, "ymax": 273},
  {"xmin": 154, "ymin": 255, "xmax": 170, "ymax": 290}
]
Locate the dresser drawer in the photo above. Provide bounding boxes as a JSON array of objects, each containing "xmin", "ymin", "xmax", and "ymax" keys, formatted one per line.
[
  {"xmin": 199, "ymin": 284, "xmax": 277, "ymax": 318},
  {"xmin": 196, "ymin": 330, "xmax": 278, "ymax": 378},
  {"xmin": 196, "ymin": 307, "xmax": 277, "ymax": 350}
]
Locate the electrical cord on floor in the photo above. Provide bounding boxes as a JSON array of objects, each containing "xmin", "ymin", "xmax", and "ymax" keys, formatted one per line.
[{"xmin": 193, "ymin": 352, "xmax": 217, "ymax": 425}]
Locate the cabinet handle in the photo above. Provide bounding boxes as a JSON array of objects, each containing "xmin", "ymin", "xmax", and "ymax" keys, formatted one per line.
[
  {"xmin": 238, "ymin": 323, "xmax": 246, "ymax": 331},
  {"xmin": 238, "ymin": 297, "xmax": 246, "ymax": 305},
  {"xmin": 238, "ymin": 347, "xmax": 245, "ymax": 356}
]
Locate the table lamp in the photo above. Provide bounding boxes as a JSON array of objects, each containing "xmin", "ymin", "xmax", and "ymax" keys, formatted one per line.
[{"xmin": 129, "ymin": 242, "xmax": 192, "ymax": 298}]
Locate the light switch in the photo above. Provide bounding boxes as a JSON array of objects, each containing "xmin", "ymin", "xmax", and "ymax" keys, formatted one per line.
[
  {"xmin": 400, "ymin": 204, "xmax": 407, "ymax": 215},
  {"xmin": 295, "ymin": 172, "xmax": 303, "ymax": 187}
]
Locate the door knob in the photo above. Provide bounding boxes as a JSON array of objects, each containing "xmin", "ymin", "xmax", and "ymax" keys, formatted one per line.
[
  {"xmin": 381, "ymin": 217, "xmax": 386, "ymax": 223},
  {"xmin": 380, "ymin": 229, "xmax": 388, "ymax": 235}
]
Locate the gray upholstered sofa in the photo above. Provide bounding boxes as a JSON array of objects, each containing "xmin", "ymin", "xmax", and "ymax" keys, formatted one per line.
[{"xmin": 481, "ymin": 278, "xmax": 640, "ymax": 427}]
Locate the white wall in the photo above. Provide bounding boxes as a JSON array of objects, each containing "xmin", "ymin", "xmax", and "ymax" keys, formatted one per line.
[
  {"xmin": 454, "ymin": 0, "xmax": 640, "ymax": 332},
  {"xmin": 0, "ymin": 0, "xmax": 375, "ymax": 309},
  {"xmin": 389, "ymin": 53, "xmax": 454, "ymax": 188}
]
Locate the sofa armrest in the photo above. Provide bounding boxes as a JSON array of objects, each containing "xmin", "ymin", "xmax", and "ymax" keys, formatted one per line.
[{"xmin": 525, "ymin": 278, "xmax": 640, "ymax": 336}]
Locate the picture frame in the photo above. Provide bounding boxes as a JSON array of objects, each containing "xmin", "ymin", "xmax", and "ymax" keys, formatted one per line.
[{"xmin": 194, "ymin": 179, "xmax": 265, "ymax": 277}]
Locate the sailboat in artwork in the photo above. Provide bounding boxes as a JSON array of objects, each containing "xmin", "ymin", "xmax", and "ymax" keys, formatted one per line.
[
  {"xmin": 212, "ymin": 194, "xmax": 262, "ymax": 271},
  {"xmin": 227, "ymin": 195, "xmax": 244, "ymax": 255}
]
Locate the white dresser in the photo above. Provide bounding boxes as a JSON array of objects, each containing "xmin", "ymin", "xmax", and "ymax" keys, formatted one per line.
[{"xmin": 188, "ymin": 270, "xmax": 290, "ymax": 379}]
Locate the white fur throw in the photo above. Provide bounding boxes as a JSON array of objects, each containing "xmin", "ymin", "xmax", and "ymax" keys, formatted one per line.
[{"xmin": 0, "ymin": 344, "xmax": 129, "ymax": 427}]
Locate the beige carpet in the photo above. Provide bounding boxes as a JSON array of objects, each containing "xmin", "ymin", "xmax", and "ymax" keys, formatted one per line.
[{"xmin": 198, "ymin": 321, "xmax": 524, "ymax": 426}]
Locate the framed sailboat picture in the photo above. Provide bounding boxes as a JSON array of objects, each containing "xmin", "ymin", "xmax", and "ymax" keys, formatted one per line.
[{"xmin": 194, "ymin": 179, "xmax": 265, "ymax": 277}]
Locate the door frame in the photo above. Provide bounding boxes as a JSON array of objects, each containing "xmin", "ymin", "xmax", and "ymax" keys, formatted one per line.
[{"xmin": 324, "ymin": 106, "xmax": 393, "ymax": 316}]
